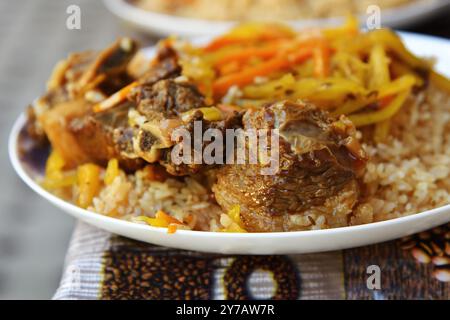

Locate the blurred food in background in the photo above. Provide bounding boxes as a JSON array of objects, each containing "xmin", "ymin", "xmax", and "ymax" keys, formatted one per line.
[
  {"xmin": 105, "ymin": 0, "xmax": 449, "ymax": 37},
  {"xmin": 131, "ymin": 0, "xmax": 416, "ymax": 21}
]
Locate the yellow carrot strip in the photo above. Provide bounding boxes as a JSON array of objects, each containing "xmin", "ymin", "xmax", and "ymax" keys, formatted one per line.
[
  {"xmin": 348, "ymin": 90, "xmax": 410, "ymax": 127},
  {"xmin": 331, "ymin": 94, "xmax": 378, "ymax": 116},
  {"xmin": 213, "ymin": 47, "xmax": 313, "ymax": 97},
  {"xmin": 367, "ymin": 29, "xmax": 429, "ymax": 70},
  {"xmin": 368, "ymin": 44, "xmax": 390, "ymax": 90},
  {"xmin": 45, "ymin": 150, "xmax": 66, "ymax": 179},
  {"xmin": 104, "ymin": 158, "xmax": 119, "ymax": 185},
  {"xmin": 242, "ymin": 73, "xmax": 296, "ymax": 99},
  {"xmin": 41, "ymin": 174, "xmax": 77, "ymax": 190},
  {"xmin": 313, "ymin": 41, "xmax": 331, "ymax": 78},
  {"xmin": 77, "ymin": 163, "xmax": 101, "ymax": 209},
  {"xmin": 332, "ymin": 75, "xmax": 415, "ymax": 116},
  {"xmin": 228, "ymin": 205, "xmax": 245, "ymax": 229},
  {"xmin": 222, "ymin": 224, "xmax": 247, "ymax": 233},
  {"xmin": 368, "ymin": 44, "xmax": 391, "ymax": 141},
  {"xmin": 181, "ymin": 107, "xmax": 223, "ymax": 122},
  {"xmin": 42, "ymin": 150, "xmax": 77, "ymax": 190},
  {"xmin": 93, "ymin": 81, "xmax": 138, "ymax": 112},
  {"xmin": 289, "ymin": 78, "xmax": 368, "ymax": 104},
  {"xmin": 374, "ymin": 119, "xmax": 391, "ymax": 143},
  {"xmin": 390, "ymin": 60, "xmax": 424, "ymax": 87},
  {"xmin": 378, "ymin": 74, "xmax": 416, "ymax": 98}
]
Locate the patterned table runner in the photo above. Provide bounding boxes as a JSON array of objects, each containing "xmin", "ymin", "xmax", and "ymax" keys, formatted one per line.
[{"xmin": 53, "ymin": 222, "xmax": 450, "ymax": 300}]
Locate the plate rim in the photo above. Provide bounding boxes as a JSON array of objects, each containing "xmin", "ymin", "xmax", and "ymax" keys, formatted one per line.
[{"xmin": 8, "ymin": 32, "xmax": 450, "ymax": 252}]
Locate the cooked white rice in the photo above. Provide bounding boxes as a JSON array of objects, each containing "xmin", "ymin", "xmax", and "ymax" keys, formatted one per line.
[
  {"xmin": 356, "ymin": 85, "xmax": 450, "ymax": 223},
  {"xmin": 88, "ymin": 170, "xmax": 223, "ymax": 231}
]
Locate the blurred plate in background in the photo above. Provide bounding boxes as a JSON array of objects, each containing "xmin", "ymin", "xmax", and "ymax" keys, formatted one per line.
[{"xmin": 104, "ymin": 0, "xmax": 450, "ymax": 37}]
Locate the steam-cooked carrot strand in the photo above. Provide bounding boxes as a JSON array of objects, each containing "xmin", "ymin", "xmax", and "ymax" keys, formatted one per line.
[
  {"xmin": 313, "ymin": 42, "xmax": 331, "ymax": 78},
  {"xmin": 214, "ymin": 46, "xmax": 282, "ymax": 67},
  {"xmin": 218, "ymin": 60, "xmax": 241, "ymax": 75},
  {"xmin": 213, "ymin": 47, "xmax": 314, "ymax": 96},
  {"xmin": 204, "ymin": 36, "xmax": 246, "ymax": 52},
  {"xmin": 93, "ymin": 81, "xmax": 138, "ymax": 112},
  {"xmin": 167, "ymin": 224, "xmax": 177, "ymax": 234},
  {"xmin": 156, "ymin": 210, "xmax": 183, "ymax": 225},
  {"xmin": 349, "ymin": 90, "xmax": 410, "ymax": 127}
]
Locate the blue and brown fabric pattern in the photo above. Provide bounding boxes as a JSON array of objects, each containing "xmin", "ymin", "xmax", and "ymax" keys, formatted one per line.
[{"xmin": 53, "ymin": 222, "xmax": 450, "ymax": 300}]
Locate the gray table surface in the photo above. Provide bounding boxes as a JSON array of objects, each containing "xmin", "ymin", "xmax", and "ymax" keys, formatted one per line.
[{"xmin": 0, "ymin": 0, "xmax": 448, "ymax": 300}]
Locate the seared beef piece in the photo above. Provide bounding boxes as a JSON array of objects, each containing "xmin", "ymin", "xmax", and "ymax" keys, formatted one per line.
[
  {"xmin": 212, "ymin": 100, "xmax": 368, "ymax": 232},
  {"xmin": 29, "ymin": 39, "xmax": 192, "ymax": 172},
  {"xmin": 158, "ymin": 111, "xmax": 243, "ymax": 176},
  {"xmin": 62, "ymin": 42, "xmax": 186, "ymax": 170},
  {"xmin": 27, "ymin": 38, "xmax": 139, "ymax": 163},
  {"xmin": 31, "ymin": 38, "xmax": 138, "ymax": 115},
  {"xmin": 39, "ymin": 98, "xmax": 94, "ymax": 168},
  {"xmin": 128, "ymin": 77, "xmax": 243, "ymax": 175},
  {"xmin": 137, "ymin": 44, "xmax": 181, "ymax": 85},
  {"xmin": 69, "ymin": 103, "xmax": 144, "ymax": 172},
  {"xmin": 133, "ymin": 79, "xmax": 205, "ymax": 118},
  {"xmin": 77, "ymin": 38, "xmax": 138, "ymax": 94}
]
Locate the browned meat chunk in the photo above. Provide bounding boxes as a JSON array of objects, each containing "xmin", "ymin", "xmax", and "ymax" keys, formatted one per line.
[
  {"xmin": 60, "ymin": 42, "xmax": 188, "ymax": 171},
  {"xmin": 27, "ymin": 38, "xmax": 195, "ymax": 172},
  {"xmin": 128, "ymin": 77, "xmax": 243, "ymax": 176},
  {"xmin": 132, "ymin": 79, "xmax": 205, "ymax": 118},
  {"xmin": 212, "ymin": 100, "xmax": 368, "ymax": 232},
  {"xmin": 27, "ymin": 38, "xmax": 140, "ymax": 168},
  {"xmin": 158, "ymin": 110, "xmax": 243, "ymax": 176},
  {"xmin": 69, "ymin": 103, "xmax": 144, "ymax": 172},
  {"xmin": 38, "ymin": 98, "xmax": 94, "ymax": 168},
  {"xmin": 137, "ymin": 43, "xmax": 181, "ymax": 85}
]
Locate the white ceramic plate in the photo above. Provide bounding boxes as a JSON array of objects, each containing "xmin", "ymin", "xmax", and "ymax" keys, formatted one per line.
[
  {"xmin": 103, "ymin": 0, "xmax": 450, "ymax": 37},
  {"xmin": 9, "ymin": 32, "xmax": 450, "ymax": 254}
]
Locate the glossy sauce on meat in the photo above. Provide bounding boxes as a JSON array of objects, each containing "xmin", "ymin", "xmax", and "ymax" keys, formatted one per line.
[{"xmin": 213, "ymin": 100, "xmax": 368, "ymax": 232}]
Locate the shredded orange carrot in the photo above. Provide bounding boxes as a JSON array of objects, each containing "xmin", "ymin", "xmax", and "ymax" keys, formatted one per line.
[
  {"xmin": 214, "ymin": 45, "xmax": 284, "ymax": 68},
  {"xmin": 217, "ymin": 60, "xmax": 241, "ymax": 76},
  {"xmin": 313, "ymin": 41, "xmax": 331, "ymax": 78},
  {"xmin": 213, "ymin": 47, "xmax": 314, "ymax": 97},
  {"xmin": 156, "ymin": 210, "xmax": 183, "ymax": 225},
  {"xmin": 93, "ymin": 81, "xmax": 138, "ymax": 112},
  {"xmin": 204, "ymin": 36, "xmax": 246, "ymax": 52},
  {"xmin": 167, "ymin": 224, "xmax": 178, "ymax": 234}
]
